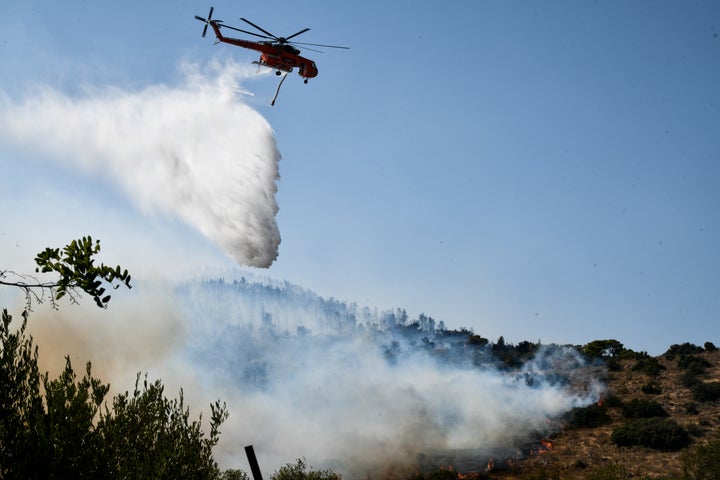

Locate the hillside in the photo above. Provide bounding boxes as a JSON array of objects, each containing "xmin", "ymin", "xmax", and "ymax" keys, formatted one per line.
[
  {"xmin": 476, "ymin": 346, "xmax": 720, "ymax": 479},
  {"xmin": 176, "ymin": 278, "xmax": 719, "ymax": 479}
]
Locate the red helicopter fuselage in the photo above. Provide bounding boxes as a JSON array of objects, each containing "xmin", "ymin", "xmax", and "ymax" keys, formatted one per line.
[{"xmin": 209, "ymin": 21, "xmax": 318, "ymax": 79}]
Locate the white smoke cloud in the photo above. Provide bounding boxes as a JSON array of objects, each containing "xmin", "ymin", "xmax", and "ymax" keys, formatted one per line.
[
  {"xmin": 0, "ymin": 60, "xmax": 281, "ymax": 267},
  {"xmin": 23, "ymin": 274, "xmax": 605, "ymax": 478},
  {"xmin": 175, "ymin": 277, "xmax": 605, "ymax": 477}
]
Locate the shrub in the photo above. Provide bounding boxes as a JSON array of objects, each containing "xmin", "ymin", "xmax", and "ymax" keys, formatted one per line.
[
  {"xmin": 691, "ymin": 382, "xmax": 720, "ymax": 402},
  {"xmin": 685, "ymin": 402, "xmax": 699, "ymax": 415},
  {"xmin": 678, "ymin": 355, "xmax": 711, "ymax": 373},
  {"xmin": 606, "ymin": 357, "xmax": 622, "ymax": 372},
  {"xmin": 704, "ymin": 342, "xmax": 717, "ymax": 352},
  {"xmin": 641, "ymin": 382, "xmax": 662, "ymax": 395},
  {"xmin": 631, "ymin": 357, "xmax": 665, "ymax": 377},
  {"xmin": 665, "ymin": 343, "xmax": 704, "ymax": 361},
  {"xmin": 585, "ymin": 462, "xmax": 630, "ymax": 480},
  {"xmin": 680, "ymin": 437, "xmax": 720, "ymax": 480},
  {"xmin": 610, "ymin": 418, "xmax": 690, "ymax": 451},
  {"xmin": 681, "ymin": 371, "xmax": 702, "ymax": 389},
  {"xmin": 564, "ymin": 404, "xmax": 612, "ymax": 429},
  {"xmin": 222, "ymin": 470, "xmax": 251, "ymax": 480},
  {"xmin": 621, "ymin": 398, "xmax": 668, "ymax": 419},
  {"xmin": 271, "ymin": 459, "xmax": 341, "ymax": 480}
]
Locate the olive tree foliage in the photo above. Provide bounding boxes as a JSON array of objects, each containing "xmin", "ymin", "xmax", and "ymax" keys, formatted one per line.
[
  {"xmin": 0, "ymin": 239, "xmax": 230, "ymax": 479},
  {"xmin": 0, "ymin": 236, "xmax": 132, "ymax": 310},
  {"xmin": 271, "ymin": 458, "xmax": 342, "ymax": 480},
  {"xmin": 0, "ymin": 308, "xmax": 229, "ymax": 479}
]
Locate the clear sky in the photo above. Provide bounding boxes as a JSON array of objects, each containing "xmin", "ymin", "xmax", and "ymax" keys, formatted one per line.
[{"xmin": 1, "ymin": 0, "xmax": 719, "ymax": 355}]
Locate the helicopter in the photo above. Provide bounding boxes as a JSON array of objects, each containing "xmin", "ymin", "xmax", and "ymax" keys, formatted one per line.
[{"xmin": 194, "ymin": 7, "xmax": 348, "ymax": 85}]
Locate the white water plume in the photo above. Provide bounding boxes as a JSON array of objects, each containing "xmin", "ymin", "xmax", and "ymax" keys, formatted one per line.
[{"xmin": 0, "ymin": 60, "xmax": 281, "ymax": 267}]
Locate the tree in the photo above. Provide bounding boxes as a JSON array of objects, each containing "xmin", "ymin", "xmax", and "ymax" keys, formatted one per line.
[
  {"xmin": 582, "ymin": 339, "xmax": 625, "ymax": 359},
  {"xmin": 0, "ymin": 307, "xmax": 229, "ymax": 479},
  {"xmin": 271, "ymin": 458, "xmax": 342, "ymax": 480},
  {"xmin": 0, "ymin": 236, "xmax": 131, "ymax": 310},
  {"xmin": 1, "ymin": 240, "xmax": 228, "ymax": 479},
  {"xmin": 0, "ymin": 308, "xmax": 42, "ymax": 479},
  {"xmin": 96, "ymin": 375, "xmax": 228, "ymax": 479}
]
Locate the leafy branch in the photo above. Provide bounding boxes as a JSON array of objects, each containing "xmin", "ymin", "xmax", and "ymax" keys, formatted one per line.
[{"xmin": 0, "ymin": 236, "xmax": 132, "ymax": 310}]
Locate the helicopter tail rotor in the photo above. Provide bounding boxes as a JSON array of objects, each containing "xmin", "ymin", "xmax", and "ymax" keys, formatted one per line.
[{"xmin": 194, "ymin": 6, "xmax": 214, "ymax": 38}]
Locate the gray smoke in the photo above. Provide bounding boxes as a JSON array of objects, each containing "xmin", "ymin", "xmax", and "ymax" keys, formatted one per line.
[
  {"xmin": 24, "ymin": 275, "xmax": 604, "ymax": 478},
  {"xmin": 0, "ymin": 60, "xmax": 281, "ymax": 267},
  {"xmin": 177, "ymin": 275, "xmax": 604, "ymax": 476}
]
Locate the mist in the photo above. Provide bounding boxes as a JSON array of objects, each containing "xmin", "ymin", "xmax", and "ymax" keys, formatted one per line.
[{"xmin": 0, "ymin": 60, "xmax": 281, "ymax": 267}]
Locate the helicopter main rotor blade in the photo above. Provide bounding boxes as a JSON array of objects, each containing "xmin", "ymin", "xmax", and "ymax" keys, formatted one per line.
[
  {"xmin": 285, "ymin": 27, "xmax": 310, "ymax": 41},
  {"xmin": 290, "ymin": 41, "xmax": 350, "ymax": 49},
  {"xmin": 220, "ymin": 24, "xmax": 274, "ymax": 39},
  {"xmin": 240, "ymin": 17, "xmax": 278, "ymax": 40}
]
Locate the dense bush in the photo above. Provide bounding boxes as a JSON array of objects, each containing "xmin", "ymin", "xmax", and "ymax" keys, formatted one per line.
[
  {"xmin": 665, "ymin": 343, "xmax": 704, "ymax": 361},
  {"xmin": 691, "ymin": 382, "xmax": 720, "ymax": 402},
  {"xmin": 621, "ymin": 398, "xmax": 668, "ymax": 419},
  {"xmin": 677, "ymin": 355, "xmax": 711, "ymax": 378},
  {"xmin": 681, "ymin": 371, "xmax": 703, "ymax": 389},
  {"xmin": 563, "ymin": 404, "xmax": 612, "ymax": 429},
  {"xmin": 631, "ymin": 357, "xmax": 665, "ymax": 377},
  {"xmin": 678, "ymin": 355, "xmax": 711, "ymax": 369},
  {"xmin": 684, "ymin": 402, "xmax": 699, "ymax": 415},
  {"xmin": 585, "ymin": 462, "xmax": 630, "ymax": 480},
  {"xmin": 641, "ymin": 381, "xmax": 662, "ymax": 395},
  {"xmin": 610, "ymin": 418, "xmax": 690, "ymax": 451},
  {"xmin": 681, "ymin": 437, "xmax": 720, "ymax": 480},
  {"xmin": 704, "ymin": 342, "xmax": 717, "ymax": 352}
]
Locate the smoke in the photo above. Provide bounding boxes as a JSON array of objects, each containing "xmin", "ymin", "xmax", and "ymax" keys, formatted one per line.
[
  {"xmin": 23, "ymin": 275, "xmax": 604, "ymax": 478},
  {"xmin": 0, "ymin": 60, "xmax": 281, "ymax": 267},
  {"xmin": 177, "ymin": 276, "xmax": 604, "ymax": 476}
]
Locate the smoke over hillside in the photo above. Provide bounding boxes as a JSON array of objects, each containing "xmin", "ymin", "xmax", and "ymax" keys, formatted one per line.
[
  {"xmin": 177, "ymin": 275, "xmax": 604, "ymax": 476},
  {"xmin": 25, "ymin": 274, "xmax": 605, "ymax": 477},
  {"xmin": 0, "ymin": 61, "xmax": 281, "ymax": 267}
]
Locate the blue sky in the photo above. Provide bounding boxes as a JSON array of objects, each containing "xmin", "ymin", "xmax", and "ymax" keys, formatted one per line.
[{"xmin": 1, "ymin": 0, "xmax": 719, "ymax": 354}]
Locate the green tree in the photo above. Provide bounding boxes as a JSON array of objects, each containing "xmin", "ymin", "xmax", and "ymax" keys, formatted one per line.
[
  {"xmin": 271, "ymin": 459, "xmax": 342, "ymax": 480},
  {"xmin": 96, "ymin": 375, "xmax": 228, "ymax": 479},
  {"xmin": 1, "ymin": 241, "xmax": 228, "ymax": 479},
  {"xmin": 583, "ymin": 339, "xmax": 625, "ymax": 359},
  {"xmin": 0, "ymin": 308, "xmax": 43, "ymax": 479},
  {"xmin": 0, "ymin": 236, "xmax": 131, "ymax": 310}
]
